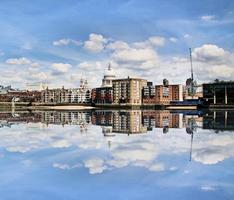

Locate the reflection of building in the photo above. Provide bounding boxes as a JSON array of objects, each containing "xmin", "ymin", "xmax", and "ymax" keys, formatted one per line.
[
  {"xmin": 41, "ymin": 111, "xmax": 91, "ymax": 129},
  {"xmin": 203, "ymin": 111, "xmax": 234, "ymax": 130},
  {"xmin": 112, "ymin": 78, "xmax": 147, "ymax": 105},
  {"xmin": 91, "ymin": 110, "xmax": 113, "ymax": 126},
  {"xmin": 112, "ymin": 110, "xmax": 147, "ymax": 134},
  {"xmin": 142, "ymin": 110, "xmax": 183, "ymax": 133},
  {"xmin": 203, "ymin": 81, "xmax": 234, "ymax": 105}
]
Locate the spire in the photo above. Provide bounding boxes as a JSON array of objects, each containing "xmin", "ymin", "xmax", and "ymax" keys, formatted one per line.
[{"xmin": 108, "ymin": 62, "xmax": 111, "ymax": 71}]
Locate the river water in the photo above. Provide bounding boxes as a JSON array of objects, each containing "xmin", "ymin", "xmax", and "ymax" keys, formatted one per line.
[{"xmin": 0, "ymin": 110, "xmax": 233, "ymax": 200}]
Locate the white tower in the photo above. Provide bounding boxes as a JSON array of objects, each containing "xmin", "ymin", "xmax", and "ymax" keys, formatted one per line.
[{"xmin": 102, "ymin": 63, "xmax": 116, "ymax": 87}]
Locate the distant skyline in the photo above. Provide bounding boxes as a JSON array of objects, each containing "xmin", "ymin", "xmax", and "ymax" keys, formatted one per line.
[{"xmin": 0, "ymin": 0, "xmax": 234, "ymax": 88}]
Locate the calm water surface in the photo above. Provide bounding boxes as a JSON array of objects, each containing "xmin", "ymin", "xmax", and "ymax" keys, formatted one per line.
[{"xmin": 0, "ymin": 110, "xmax": 234, "ymax": 200}]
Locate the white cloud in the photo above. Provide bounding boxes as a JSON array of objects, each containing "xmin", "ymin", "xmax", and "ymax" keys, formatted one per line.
[
  {"xmin": 106, "ymin": 41, "xmax": 129, "ymax": 50},
  {"xmin": 6, "ymin": 57, "xmax": 31, "ymax": 65},
  {"xmin": 84, "ymin": 158, "xmax": 107, "ymax": 174},
  {"xmin": 201, "ymin": 186, "xmax": 216, "ymax": 191},
  {"xmin": 193, "ymin": 44, "xmax": 229, "ymax": 63},
  {"xmin": 53, "ymin": 163, "xmax": 81, "ymax": 170},
  {"xmin": 149, "ymin": 163, "xmax": 165, "ymax": 172},
  {"xmin": 201, "ymin": 15, "xmax": 215, "ymax": 22},
  {"xmin": 169, "ymin": 37, "xmax": 178, "ymax": 43},
  {"xmin": 112, "ymin": 48, "xmax": 158, "ymax": 63},
  {"xmin": 84, "ymin": 33, "xmax": 107, "ymax": 53},
  {"xmin": 148, "ymin": 36, "xmax": 165, "ymax": 46},
  {"xmin": 50, "ymin": 139, "xmax": 71, "ymax": 148},
  {"xmin": 132, "ymin": 36, "xmax": 165, "ymax": 49},
  {"xmin": 53, "ymin": 39, "xmax": 81, "ymax": 46},
  {"xmin": 184, "ymin": 34, "xmax": 192, "ymax": 39},
  {"xmin": 52, "ymin": 63, "xmax": 72, "ymax": 73}
]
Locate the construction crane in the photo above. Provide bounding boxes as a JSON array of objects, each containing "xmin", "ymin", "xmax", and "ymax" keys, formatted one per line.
[{"xmin": 189, "ymin": 48, "xmax": 195, "ymax": 97}]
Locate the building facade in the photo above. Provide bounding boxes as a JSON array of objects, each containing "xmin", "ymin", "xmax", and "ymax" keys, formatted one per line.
[
  {"xmin": 91, "ymin": 87, "xmax": 113, "ymax": 104},
  {"xmin": 112, "ymin": 77, "xmax": 147, "ymax": 105},
  {"xmin": 142, "ymin": 82, "xmax": 156, "ymax": 104},
  {"xmin": 155, "ymin": 84, "xmax": 183, "ymax": 104},
  {"xmin": 142, "ymin": 80, "xmax": 183, "ymax": 105},
  {"xmin": 41, "ymin": 79, "xmax": 91, "ymax": 104}
]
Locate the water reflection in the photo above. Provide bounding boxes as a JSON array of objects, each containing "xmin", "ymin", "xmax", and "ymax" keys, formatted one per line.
[
  {"xmin": 2, "ymin": 110, "xmax": 234, "ymax": 133},
  {"xmin": 0, "ymin": 110, "xmax": 234, "ymax": 200}
]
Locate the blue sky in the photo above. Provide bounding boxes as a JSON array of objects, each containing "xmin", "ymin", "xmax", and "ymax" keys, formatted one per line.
[{"xmin": 0, "ymin": 0, "xmax": 234, "ymax": 88}]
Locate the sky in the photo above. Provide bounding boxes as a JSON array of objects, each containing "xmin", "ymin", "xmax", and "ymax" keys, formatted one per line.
[{"xmin": 0, "ymin": 0, "xmax": 234, "ymax": 89}]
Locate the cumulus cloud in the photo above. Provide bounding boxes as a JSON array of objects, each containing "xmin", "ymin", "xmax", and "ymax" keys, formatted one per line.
[
  {"xmin": 51, "ymin": 63, "xmax": 72, "ymax": 73},
  {"xmin": 201, "ymin": 186, "xmax": 216, "ymax": 191},
  {"xmin": 201, "ymin": 15, "xmax": 215, "ymax": 22},
  {"xmin": 148, "ymin": 36, "xmax": 165, "ymax": 46},
  {"xmin": 84, "ymin": 158, "xmax": 107, "ymax": 174},
  {"xmin": 6, "ymin": 57, "xmax": 31, "ymax": 65},
  {"xmin": 149, "ymin": 163, "xmax": 165, "ymax": 172},
  {"xmin": 184, "ymin": 34, "xmax": 192, "ymax": 39},
  {"xmin": 53, "ymin": 163, "xmax": 81, "ymax": 170},
  {"xmin": 106, "ymin": 41, "xmax": 129, "ymax": 50},
  {"xmin": 5, "ymin": 57, "xmax": 40, "ymax": 69},
  {"xmin": 193, "ymin": 44, "xmax": 229, "ymax": 64},
  {"xmin": 112, "ymin": 48, "xmax": 158, "ymax": 63},
  {"xmin": 84, "ymin": 33, "xmax": 108, "ymax": 52},
  {"xmin": 53, "ymin": 39, "xmax": 81, "ymax": 46},
  {"xmin": 169, "ymin": 37, "xmax": 178, "ymax": 43}
]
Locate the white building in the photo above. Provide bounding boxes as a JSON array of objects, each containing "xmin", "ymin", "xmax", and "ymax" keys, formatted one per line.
[
  {"xmin": 102, "ymin": 63, "xmax": 116, "ymax": 87},
  {"xmin": 70, "ymin": 78, "xmax": 91, "ymax": 103}
]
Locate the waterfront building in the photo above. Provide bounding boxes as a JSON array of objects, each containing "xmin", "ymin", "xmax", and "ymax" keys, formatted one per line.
[
  {"xmin": 92, "ymin": 64, "xmax": 115, "ymax": 105},
  {"xmin": 154, "ymin": 81, "xmax": 183, "ymax": 105},
  {"xmin": 203, "ymin": 81, "xmax": 234, "ymax": 105},
  {"xmin": 112, "ymin": 77, "xmax": 147, "ymax": 105},
  {"xmin": 102, "ymin": 63, "xmax": 116, "ymax": 87},
  {"xmin": 142, "ymin": 82, "xmax": 156, "ymax": 104},
  {"xmin": 0, "ymin": 90, "xmax": 41, "ymax": 102},
  {"xmin": 41, "ymin": 87, "xmax": 69, "ymax": 103},
  {"xmin": 41, "ymin": 79, "xmax": 91, "ymax": 104},
  {"xmin": 91, "ymin": 87, "xmax": 113, "ymax": 104},
  {"xmin": 70, "ymin": 78, "xmax": 91, "ymax": 103}
]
